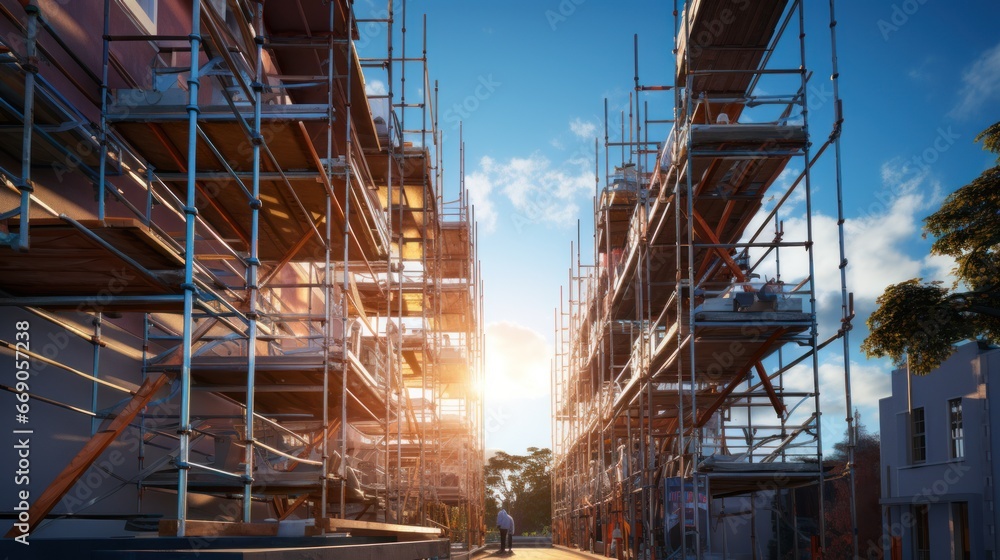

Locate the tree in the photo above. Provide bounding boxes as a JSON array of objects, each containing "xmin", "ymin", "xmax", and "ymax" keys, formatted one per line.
[
  {"xmin": 823, "ymin": 415, "xmax": 882, "ymax": 559},
  {"xmin": 764, "ymin": 417, "xmax": 882, "ymax": 560},
  {"xmin": 862, "ymin": 121, "xmax": 1000, "ymax": 375},
  {"xmin": 484, "ymin": 447, "xmax": 552, "ymax": 534}
]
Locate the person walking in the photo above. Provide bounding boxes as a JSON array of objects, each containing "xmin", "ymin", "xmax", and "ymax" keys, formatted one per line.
[{"xmin": 497, "ymin": 506, "xmax": 514, "ymax": 553}]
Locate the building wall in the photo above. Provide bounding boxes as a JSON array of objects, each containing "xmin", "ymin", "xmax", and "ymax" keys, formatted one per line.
[{"xmin": 880, "ymin": 342, "xmax": 1000, "ymax": 559}]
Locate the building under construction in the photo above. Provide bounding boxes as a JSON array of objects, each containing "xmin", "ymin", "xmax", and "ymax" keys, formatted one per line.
[
  {"xmin": 552, "ymin": 1, "xmax": 855, "ymax": 558},
  {"xmin": 0, "ymin": 0, "xmax": 484, "ymax": 558}
]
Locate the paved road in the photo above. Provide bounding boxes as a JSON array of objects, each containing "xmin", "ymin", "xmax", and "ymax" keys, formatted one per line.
[{"xmin": 480, "ymin": 548, "xmax": 588, "ymax": 560}]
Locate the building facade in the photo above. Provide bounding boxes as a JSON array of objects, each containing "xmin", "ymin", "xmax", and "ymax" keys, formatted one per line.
[{"xmin": 880, "ymin": 341, "xmax": 1000, "ymax": 559}]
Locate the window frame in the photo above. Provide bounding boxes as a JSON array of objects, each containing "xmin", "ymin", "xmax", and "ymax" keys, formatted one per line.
[
  {"xmin": 913, "ymin": 504, "xmax": 930, "ymax": 559},
  {"xmin": 949, "ymin": 398, "xmax": 964, "ymax": 460},
  {"xmin": 953, "ymin": 502, "xmax": 970, "ymax": 560},
  {"xmin": 911, "ymin": 407, "xmax": 926, "ymax": 464}
]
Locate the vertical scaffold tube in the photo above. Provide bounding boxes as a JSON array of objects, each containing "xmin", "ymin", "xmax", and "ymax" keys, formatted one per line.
[
  {"xmin": 97, "ymin": 0, "xmax": 110, "ymax": 223},
  {"xmin": 418, "ymin": 13, "xmax": 428, "ymax": 525},
  {"xmin": 385, "ymin": 0, "xmax": 396, "ymax": 523},
  {"xmin": 17, "ymin": 2, "xmax": 39, "ymax": 251},
  {"xmin": 796, "ymin": 0, "xmax": 827, "ymax": 551},
  {"xmin": 675, "ymin": 1, "xmax": 692, "ymax": 550},
  {"xmin": 321, "ymin": 0, "xmax": 335, "ymax": 525},
  {"xmin": 177, "ymin": 0, "xmax": 203, "ymax": 537},
  {"xmin": 243, "ymin": 0, "xmax": 265, "ymax": 523},
  {"xmin": 828, "ymin": 0, "xmax": 858, "ymax": 556},
  {"xmin": 90, "ymin": 314, "xmax": 102, "ymax": 436},
  {"xmin": 341, "ymin": 1, "xmax": 355, "ymax": 521},
  {"xmin": 397, "ymin": 0, "xmax": 407, "ymax": 523}
]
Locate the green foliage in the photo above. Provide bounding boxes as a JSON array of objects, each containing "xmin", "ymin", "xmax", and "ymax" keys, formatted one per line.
[
  {"xmin": 863, "ymin": 121, "xmax": 1000, "ymax": 374},
  {"xmin": 484, "ymin": 447, "xmax": 552, "ymax": 535},
  {"xmin": 861, "ymin": 280, "xmax": 974, "ymax": 375},
  {"xmin": 977, "ymin": 121, "xmax": 1000, "ymax": 159}
]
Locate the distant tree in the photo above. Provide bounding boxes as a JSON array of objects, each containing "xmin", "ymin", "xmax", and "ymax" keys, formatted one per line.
[
  {"xmin": 484, "ymin": 447, "xmax": 552, "ymax": 534},
  {"xmin": 862, "ymin": 121, "xmax": 1000, "ymax": 375},
  {"xmin": 824, "ymin": 415, "xmax": 882, "ymax": 559}
]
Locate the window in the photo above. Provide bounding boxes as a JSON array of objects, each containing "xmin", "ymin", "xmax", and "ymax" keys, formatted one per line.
[
  {"xmin": 914, "ymin": 504, "xmax": 930, "ymax": 560},
  {"xmin": 950, "ymin": 398, "xmax": 965, "ymax": 459},
  {"xmin": 119, "ymin": 0, "xmax": 157, "ymax": 34},
  {"xmin": 954, "ymin": 502, "xmax": 970, "ymax": 560},
  {"xmin": 911, "ymin": 407, "xmax": 926, "ymax": 463}
]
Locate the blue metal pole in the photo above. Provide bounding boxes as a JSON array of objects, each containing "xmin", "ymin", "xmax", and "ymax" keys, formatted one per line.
[
  {"xmin": 98, "ymin": 0, "xmax": 111, "ymax": 222},
  {"xmin": 243, "ymin": 0, "xmax": 264, "ymax": 522},
  {"xmin": 795, "ymin": 0, "xmax": 827, "ymax": 551},
  {"xmin": 177, "ymin": 0, "xmax": 203, "ymax": 537},
  {"xmin": 341, "ymin": 1, "xmax": 354, "ymax": 522},
  {"xmin": 322, "ymin": 0, "xmax": 334, "ymax": 525},
  {"xmin": 90, "ymin": 313, "xmax": 102, "ymax": 436},
  {"xmin": 828, "ymin": 1, "xmax": 858, "ymax": 556},
  {"xmin": 17, "ymin": 2, "xmax": 39, "ymax": 251}
]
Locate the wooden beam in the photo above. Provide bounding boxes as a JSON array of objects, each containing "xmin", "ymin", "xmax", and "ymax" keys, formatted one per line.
[
  {"xmin": 159, "ymin": 518, "xmax": 442, "ymax": 539},
  {"xmin": 297, "ymin": 121, "xmax": 377, "ymax": 271},
  {"xmin": 261, "ymin": 228, "xmax": 319, "ymax": 288},
  {"xmin": 6, "ymin": 374, "xmax": 170, "ymax": 538},
  {"xmin": 318, "ymin": 517, "xmax": 442, "ymax": 538},
  {"xmin": 696, "ymin": 328, "xmax": 787, "ymax": 428},
  {"xmin": 147, "ymin": 123, "xmax": 249, "ymax": 248},
  {"xmin": 147, "ymin": 317, "xmax": 218, "ymax": 367},
  {"xmin": 272, "ymin": 496, "xmax": 287, "ymax": 519},
  {"xmin": 755, "ymin": 361, "xmax": 787, "ymax": 419},
  {"xmin": 695, "ymin": 197, "xmax": 740, "ymax": 281},
  {"xmin": 278, "ymin": 495, "xmax": 311, "ymax": 521},
  {"xmin": 692, "ymin": 209, "xmax": 745, "ymax": 282},
  {"xmin": 354, "ymin": 502, "xmax": 373, "ymax": 521}
]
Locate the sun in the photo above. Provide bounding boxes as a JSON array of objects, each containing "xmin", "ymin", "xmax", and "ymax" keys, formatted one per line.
[{"xmin": 483, "ymin": 322, "xmax": 551, "ymax": 401}]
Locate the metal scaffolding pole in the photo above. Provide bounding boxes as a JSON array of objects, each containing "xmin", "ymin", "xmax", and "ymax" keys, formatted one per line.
[
  {"xmin": 15, "ymin": 1, "xmax": 39, "ymax": 250},
  {"xmin": 340, "ymin": 1, "xmax": 355, "ymax": 519},
  {"xmin": 828, "ymin": 0, "xmax": 858, "ymax": 556},
  {"xmin": 322, "ymin": 0, "xmax": 336, "ymax": 524},
  {"xmin": 418, "ymin": 14, "xmax": 428, "ymax": 524},
  {"xmin": 175, "ymin": 0, "xmax": 203, "ymax": 537},
  {"xmin": 241, "ymin": 0, "xmax": 266, "ymax": 522},
  {"xmin": 795, "ymin": 0, "xmax": 827, "ymax": 551},
  {"xmin": 384, "ymin": 0, "xmax": 396, "ymax": 523}
]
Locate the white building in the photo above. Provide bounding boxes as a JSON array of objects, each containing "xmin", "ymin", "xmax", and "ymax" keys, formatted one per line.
[{"xmin": 880, "ymin": 341, "xmax": 1000, "ymax": 559}]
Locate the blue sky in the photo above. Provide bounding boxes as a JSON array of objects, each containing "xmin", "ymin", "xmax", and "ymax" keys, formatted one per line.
[{"xmin": 357, "ymin": 1, "xmax": 1000, "ymax": 456}]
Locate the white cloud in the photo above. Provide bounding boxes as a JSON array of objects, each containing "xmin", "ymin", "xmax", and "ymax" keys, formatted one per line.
[
  {"xmin": 907, "ymin": 56, "xmax": 939, "ymax": 83},
  {"xmin": 782, "ymin": 358, "xmax": 891, "ymax": 447},
  {"xmin": 923, "ymin": 253, "xmax": 959, "ymax": 287},
  {"xmin": 365, "ymin": 79, "xmax": 387, "ymax": 96},
  {"xmin": 746, "ymin": 158, "xmax": 944, "ymax": 344},
  {"xmin": 569, "ymin": 117, "xmax": 597, "ymax": 140},
  {"xmin": 950, "ymin": 41, "xmax": 1000, "ymax": 118},
  {"xmin": 466, "ymin": 157, "xmax": 498, "ymax": 232},
  {"xmin": 908, "ymin": 67, "xmax": 929, "ymax": 82},
  {"xmin": 729, "ymin": 155, "xmax": 964, "ymax": 447},
  {"xmin": 484, "ymin": 321, "xmax": 551, "ymax": 400},
  {"xmin": 467, "ymin": 153, "xmax": 594, "ymax": 231}
]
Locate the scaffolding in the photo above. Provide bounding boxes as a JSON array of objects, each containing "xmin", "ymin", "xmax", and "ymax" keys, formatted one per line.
[
  {"xmin": 552, "ymin": 1, "xmax": 855, "ymax": 558},
  {"xmin": 0, "ymin": 0, "xmax": 483, "ymax": 555}
]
